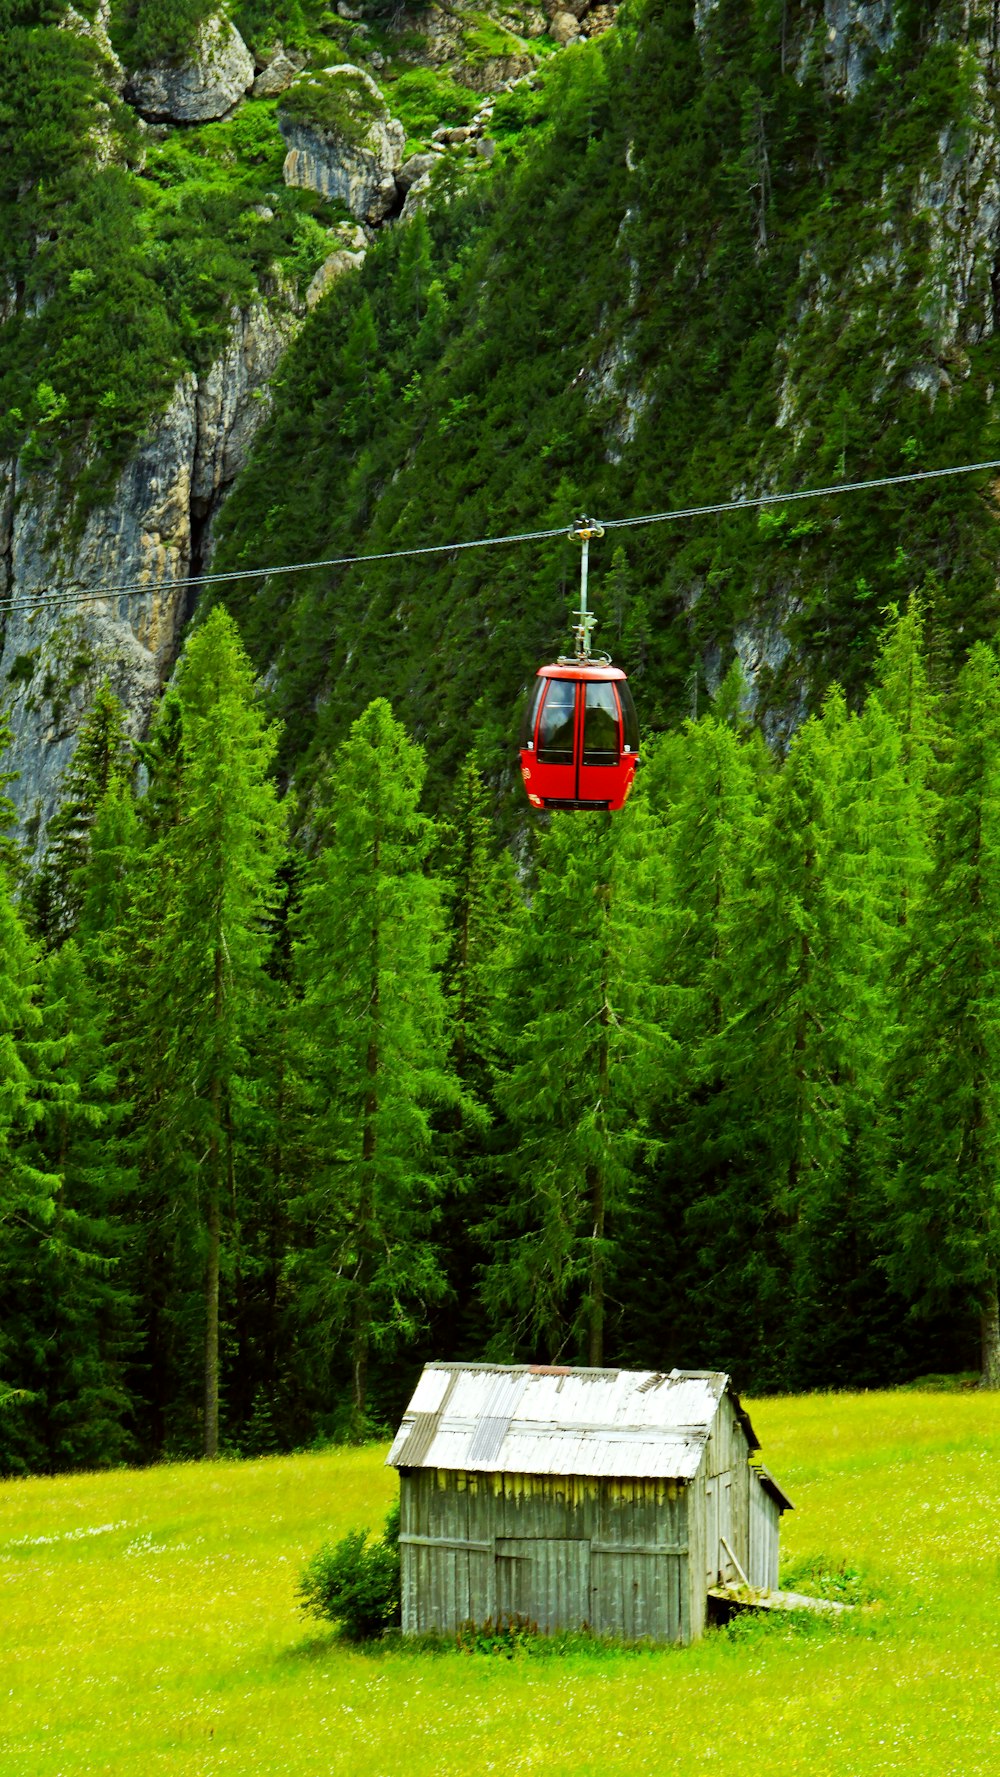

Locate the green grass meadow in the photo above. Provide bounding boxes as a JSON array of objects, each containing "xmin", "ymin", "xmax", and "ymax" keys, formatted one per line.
[{"xmin": 4, "ymin": 1392, "xmax": 1000, "ymax": 1775}]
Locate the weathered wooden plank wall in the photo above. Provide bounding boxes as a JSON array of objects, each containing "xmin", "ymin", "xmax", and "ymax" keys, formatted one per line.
[
  {"xmin": 748, "ymin": 1478, "xmax": 781, "ymax": 1590},
  {"xmin": 399, "ymin": 1468, "xmax": 692, "ymax": 1642}
]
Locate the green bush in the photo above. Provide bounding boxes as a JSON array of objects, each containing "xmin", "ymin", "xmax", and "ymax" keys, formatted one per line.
[
  {"xmin": 297, "ymin": 1501, "xmax": 401, "ymax": 1640},
  {"xmin": 280, "ymin": 67, "xmax": 386, "ymax": 143}
]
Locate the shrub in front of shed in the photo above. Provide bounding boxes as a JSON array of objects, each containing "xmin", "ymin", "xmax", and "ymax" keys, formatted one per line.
[{"xmin": 298, "ymin": 1501, "xmax": 401, "ymax": 1640}]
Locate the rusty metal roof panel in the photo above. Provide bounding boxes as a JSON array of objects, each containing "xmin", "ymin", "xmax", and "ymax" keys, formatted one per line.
[{"xmin": 387, "ymin": 1365, "xmax": 746, "ymax": 1479}]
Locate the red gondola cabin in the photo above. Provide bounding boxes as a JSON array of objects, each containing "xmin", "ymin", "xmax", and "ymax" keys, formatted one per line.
[{"xmin": 520, "ymin": 662, "xmax": 640, "ymax": 812}]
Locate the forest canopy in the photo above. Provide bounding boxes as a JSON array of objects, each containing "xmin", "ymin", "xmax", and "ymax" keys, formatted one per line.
[{"xmin": 1, "ymin": 597, "xmax": 997, "ymax": 1475}]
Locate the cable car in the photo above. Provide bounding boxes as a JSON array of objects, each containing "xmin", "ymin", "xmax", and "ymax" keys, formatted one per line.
[
  {"xmin": 520, "ymin": 663, "xmax": 639, "ymax": 810},
  {"xmin": 519, "ymin": 519, "xmax": 640, "ymax": 812}
]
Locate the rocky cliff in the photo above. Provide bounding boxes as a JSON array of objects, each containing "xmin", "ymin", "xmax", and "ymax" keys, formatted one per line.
[
  {"xmin": 0, "ymin": 297, "xmax": 297, "ymax": 847},
  {"xmin": 0, "ymin": 0, "xmax": 601, "ymax": 847},
  {"xmin": 6, "ymin": 0, "xmax": 1000, "ymax": 842}
]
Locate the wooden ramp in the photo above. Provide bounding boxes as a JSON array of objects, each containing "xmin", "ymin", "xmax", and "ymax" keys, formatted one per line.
[{"xmin": 708, "ymin": 1582, "xmax": 850, "ymax": 1622}]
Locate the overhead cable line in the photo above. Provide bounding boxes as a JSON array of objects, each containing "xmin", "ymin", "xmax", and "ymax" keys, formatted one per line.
[
  {"xmin": 598, "ymin": 454, "xmax": 1000, "ymax": 531},
  {"xmin": 4, "ymin": 454, "xmax": 1000, "ymax": 621}
]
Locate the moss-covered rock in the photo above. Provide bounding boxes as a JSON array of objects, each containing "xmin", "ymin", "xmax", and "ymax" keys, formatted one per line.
[
  {"xmin": 279, "ymin": 65, "xmax": 405, "ymax": 221},
  {"xmin": 124, "ymin": 12, "xmax": 254, "ymax": 122}
]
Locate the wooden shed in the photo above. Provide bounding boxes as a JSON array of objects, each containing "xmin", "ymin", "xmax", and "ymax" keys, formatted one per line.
[{"xmin": 387, "ymin": 1362, "xmax": 793, "ymax": 1643}]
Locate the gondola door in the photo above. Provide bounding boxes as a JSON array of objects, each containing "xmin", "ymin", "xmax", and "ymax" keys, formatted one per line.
[
  {"xmin": 534, "ymin": 676, "xmax": 579, "ymax": 804},
  {"xmin": 577, "ymin": 679, "xmax": 623, "ymax": 807}
]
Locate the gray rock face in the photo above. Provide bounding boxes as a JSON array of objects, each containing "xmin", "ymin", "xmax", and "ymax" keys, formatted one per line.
[
  {"xmin": 279, "ymin": 66, "xmax": 405, "ymax": 223},
  {"xmin": 400, "ymin": 170, "xmax": 436, "ymax": 223},
  {"xmin": 398, "ymin": 151, "xmax": 439, "ymax": 193},
  {"xmin": 0, "ymin": 300, "xmax": 300, "ymax": 852},
  {"xmin": 253, "ymin": 51, "xmax": 298, "ymax": 97},
  {"xmin": 455, "ymin": 52, "xmax": 535, "ymax": 90},
  {"xmin": 0, "ymin": 384, "xmax": 196, "ymax": 852},
  {"xmin": 126, "ymin": 13, "xmax": 254, "ymax": 123},
  {"xmin": 192, "ymin": 300, "xmax": 299, "ymax": 517},
  {"xmin": 549, "ymin": 11, "xmax": 581, "ymax": 45},
  {"xmin": 305, "ymin": 244, "xmax": 367, "ymax": 308},
  {"xmin": 822, "ymin": 0, "xmax": 894, "ymax": 99}
]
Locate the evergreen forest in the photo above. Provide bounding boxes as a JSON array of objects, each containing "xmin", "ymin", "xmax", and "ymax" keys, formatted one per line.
[
  {"xmin": 7, "ymin": 0, "xmax": 1000, "ymax": 1475},
  {"xmin": 4, "ymin": 595, "xmax": 1000, "ymax": 1475}
]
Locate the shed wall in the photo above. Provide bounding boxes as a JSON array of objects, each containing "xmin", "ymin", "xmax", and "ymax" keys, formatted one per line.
[
  {"xmin": 748, "ymin": 1478, "xmax": 781, "ymax": 1590},
  {"xmin": 690, "ymin": 1395, "xmax": 753, "ymax": 1591},
  {"xmin": 399, "ymin": 1468, "xmax": 691, "ymax": 1642}
]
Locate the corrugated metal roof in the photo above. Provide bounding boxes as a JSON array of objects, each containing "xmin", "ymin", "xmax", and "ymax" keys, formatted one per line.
[{"xmin": 386, "ymin": 1364, "xmax": 760, "ymax": 1480}]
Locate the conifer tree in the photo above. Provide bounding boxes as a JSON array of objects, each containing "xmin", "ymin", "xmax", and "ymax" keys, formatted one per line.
[
  {"xmin": 442, "ymin": 757, "xmax": 515, "ymax": 1106},
  {"xmin": 0, "ymin": 864, "xmax": 59, "ymax": 1421},
  {"xmin": 484, "ymin": 804, "xmax": 667, "ymax": 1365},
  {"xmin": 0, "ymin": 711, "xmax": 22, "ymax": 882},
  {"xmin": 295, "ymin": 699, "xmax": 459, "ymax": 1433},
  {"xmin": 874, "ymin": 593, "xmax": 942, "ymax": 844},
  {"xmin": 695, "ymin": 693, "xmax": 870, "ymax": 1380},
  {"xmin": 425, "ymin": 758, "xmax": 512, "ymax": 1356},
  {"xmin": 32, "ymin": 682, "xmax": 130, "ymax": 944},
  {"xmin": 889, "ymin": 643, "xmax": 1000, "ymax": 1386},
  {"xmin": 620, "ymin": 692, "xmax": 765, "ymax": 1371},
  {"xmin": 120, "ymin": 609, "xmax": 286, "ymax": 1456},
  {"xmin": 2, "ymin": 940, "xmax": 135, "ymax": 1470}
]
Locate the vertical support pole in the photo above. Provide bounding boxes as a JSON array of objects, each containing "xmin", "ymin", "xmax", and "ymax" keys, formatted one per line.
[{"xmin": 569, "ymin": 516, "xmax": 604, "ymax": 661}]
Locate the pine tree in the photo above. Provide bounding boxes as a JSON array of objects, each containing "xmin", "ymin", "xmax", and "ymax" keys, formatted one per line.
[
  {"xmin": 32, "ymin": 682, "xmax": 130, "ymax": 944},
  {"xmin": 695, "ymin": 692, "xmax": 870, "ymax": 1382},
  {"xmin": 484, "ymin": 803, "xmax": 667, "ymax": 1365},
  {"xmin": 889, "ymin": 643, "xmax": 1000, "ymax": 1386},
  {"xmin": 442, "ymin": 757, "xmax": 515, "ymax": 1106},
  {"xmin": 1, "ymin": 940, "xmax": 135, "ymax": 1471},
  {"xmin": 874, "ymin": 593, "xmax": 942, "ymax": 839},
  {"xmin": 0, "ymin": 711, "xmax": 22, "ymax": 883},
  {"xmin": 0, "ymin": 864, "xmax": 59, "ymax": 1424},
  {"xmin": 425, "ymin": 757, "xmax": 512, "ymax": 1358},
  {"xmin": 294, "ymin": 699, "xmax": 459, "ymax": 1433},
  {"xmin": 620, "ymin": 693, "xmax": 765, "ymax": 1372},
  {"xmin": 119, "ymin": 608, "xmax": 286, "ymax": 1456}
]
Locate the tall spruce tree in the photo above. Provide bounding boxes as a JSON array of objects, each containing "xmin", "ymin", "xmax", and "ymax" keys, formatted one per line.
[
  {"xmin": 294, "ymin": 699, "xmax": 459, "ymax": 1434},
  {"xmin": 2, "ymin": 940, "xmax": 135, "ymax": 1471},
  {"xmin": 32, "ymin": 683, "xmax": 130, "ymax": 944},
  {"xmin": 620, "ymin": 692, "xmax": 766, "ymax": 1373},
  {"xmin": 428, "ymin": 757, "xmax": 511, "ymax": 1356},
  {"xmin": 118, "ymin": 609, "xmax": 286, "ymax": 1456},
  {"xmin": 0, "ymin": 864, "xmax": 59, "ymax": 1425},
  {"xmin": 693, "ymin": 692, "xmax": 870, "ymax": 1383},
  {"xmin": 889, "ymin": 642, "xmax": 1000, "ymax": 1386},
  {"xmin": 484, "ymin": 804, "xmax": 667, "ymax": 1365}
]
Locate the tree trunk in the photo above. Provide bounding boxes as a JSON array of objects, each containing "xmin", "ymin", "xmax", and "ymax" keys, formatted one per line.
[
  {"xmin": 204, "ymin": 1170, "xmax": 220, "ymax": 1458},
  {"xmin": 587, "ymin": 1158, "xmax": 605, "ymax": 1367},
  {"xmin": 588, "ymin": 873, "xmax": 611, "ymax": 1368},
  {"xmin": 204, "ymin": 942, "xmax": 224, "ymax": 1459},
  {"xmin": 352, "ymin": 1046, "xmax": 377, "ymax": 1436},
  {"xmin": 981, "ymin": 1280, "xmax": 1000, "ymax": 1389},
  {"xmin": 352, "ymin": 883, "xmax": 379, "ymax": 1440}
]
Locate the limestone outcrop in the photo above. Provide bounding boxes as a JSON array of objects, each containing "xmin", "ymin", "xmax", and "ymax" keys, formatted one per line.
[
  {"xmin": 279, "ymin": 66, "xmax": 405, "ymax": 223},
  {"xmin": 821, "ymin": 0, "xmax": 895, "ymax": 99},
  {"xmin": 126, "ymin": 13, "xmax": 254, "ymax": 123},
  {"xmin": 0, "ymin": 300, "xmax": 301, "ymax": 851},
  {"xmin": 305, "ymin": 225, "xmax": 368, "ymax": 307},
  {"xmin": 253, "ymin": 51, "xmax": 299, "ymax": 98}
]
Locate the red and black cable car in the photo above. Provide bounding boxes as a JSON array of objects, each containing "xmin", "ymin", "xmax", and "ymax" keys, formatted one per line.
[
  {"xmin": 519, "ymin": 517, "xmax": 640, "ymax": 813},
  {"xmin": 519, "ymin": 662, "xmax": 639, "ymax": 811}
]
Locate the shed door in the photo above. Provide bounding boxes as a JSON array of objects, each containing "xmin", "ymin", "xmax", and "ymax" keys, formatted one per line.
[
  {"xmin": 495, "ymin": 1539, "xmax": 591, "ymax": 1633},
  {"xmin": 705, "ymin": 1474, "xmax": 734, "ymax": 1585}
]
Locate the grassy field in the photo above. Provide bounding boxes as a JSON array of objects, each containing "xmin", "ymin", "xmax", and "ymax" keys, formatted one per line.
[{"xmin": 4, "ymin": 1391, "xmax": 1000, "ymax": 1775}]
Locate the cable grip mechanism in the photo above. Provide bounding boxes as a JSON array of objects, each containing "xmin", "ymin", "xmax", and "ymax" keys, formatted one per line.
[{"xmin": 568, "ymin": 516, "xmax": 605, "ymax": 662}]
